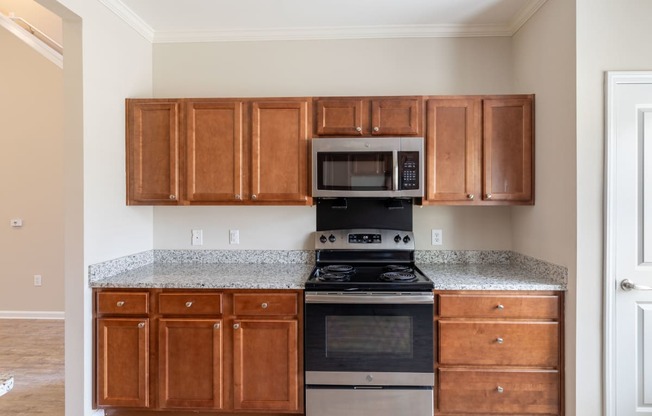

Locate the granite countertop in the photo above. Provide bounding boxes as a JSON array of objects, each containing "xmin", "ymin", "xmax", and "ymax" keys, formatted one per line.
[
  {"xmin": 89, "ymin": 250, "xmax": 567, "ymax": 291},
  {"xmin": 90, "ymin": 262, "xmax": 314, "ymax": 289},
  {"xmin": 417, "ymin": 263, "xmax": 566, "ymax": 291},
  {"xmin": 0, "ymin": 374, "xmax": 14, "ymax": 397}
]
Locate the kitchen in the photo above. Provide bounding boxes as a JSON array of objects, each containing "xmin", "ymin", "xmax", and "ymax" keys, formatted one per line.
[{"xmin": 4, "ymin": 0, "xmax": 644, "ymax": 415}]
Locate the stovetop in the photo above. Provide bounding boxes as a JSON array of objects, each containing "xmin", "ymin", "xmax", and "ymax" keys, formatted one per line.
[{"xmin": 305, "ymin": 263, "xmax": 434, "ymax": 292}]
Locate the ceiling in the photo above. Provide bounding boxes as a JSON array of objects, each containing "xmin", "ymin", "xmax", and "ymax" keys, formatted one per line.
[{"xmin": 102, "ymin": 0, "xmax": 548, "ymax": 43}]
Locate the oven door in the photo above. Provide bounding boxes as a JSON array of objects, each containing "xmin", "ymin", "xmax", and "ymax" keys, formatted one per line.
[{"xmin": 304, "ymin": 292, "xmax": 434, "ymax": 386}]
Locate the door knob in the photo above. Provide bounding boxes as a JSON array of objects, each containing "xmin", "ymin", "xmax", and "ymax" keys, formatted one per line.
[{"xmin": 621, "ymin": 279, "xmax": 652, "ymax": 291}]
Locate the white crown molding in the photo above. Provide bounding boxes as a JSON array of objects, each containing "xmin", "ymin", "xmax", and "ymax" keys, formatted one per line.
[
  {"xmin": 509, "ymin": 0, "xmax": 548, "ymax": 34},
  {"xmin": 0, "ymin": 12, "xmax": 63, "ymax": 68},
  {"xmin": 98, "ymin": 0, "xmax": 155, "ymax": 42},
  {"xmin": 0, "ymin": 310, "xmax": 64, "ymax": 319},
  {"xmin": 153, "ymin": 23, "xmax": 514, "ymax": 44},
  {"xmin": 102, "ymin": 0, "xmax": 546, "ymax": 44}
]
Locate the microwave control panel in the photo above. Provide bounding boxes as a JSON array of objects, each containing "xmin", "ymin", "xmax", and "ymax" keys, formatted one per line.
[{"xmin": 398, "ymin": 152, "xmax": 420, "ymax": 190}]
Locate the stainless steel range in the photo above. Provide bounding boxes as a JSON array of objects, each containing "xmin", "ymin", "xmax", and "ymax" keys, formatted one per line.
[{"xmin": 304, "ymin": 228, "xmax": 434, "ymax": 416}]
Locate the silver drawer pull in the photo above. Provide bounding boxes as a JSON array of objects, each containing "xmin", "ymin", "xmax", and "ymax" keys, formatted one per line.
[
  {"xmin": 214, "ymin": 323, "xmax": 220, "ymax": 329},
  {"xmin": 233, "ymin": 323, "xmax": 240, "ymax": 330},
  {"xmin": 116, "ymin": 301, "xmax": 125, "ymax": 307},
  {"xmin": 496, "ymin": 386, "xmax": 504, "ymax": 393},
  {"xmin": 261, "ymin": 302, "xmax": 268, "ymax": 309},
  {"xmin": 185, "ymin": 301, "xmax": 193, "ymax": 308},
  {"xmin": 496, "ymin": 337, "xmax": 504, "ymax": 344},
  {"xmin": 496, "ymin": 304, "xmax": 504, "ymax": 310},
  {"xmin": 138, "ymin": 322, "xmax": 145, "ymax": 328}
]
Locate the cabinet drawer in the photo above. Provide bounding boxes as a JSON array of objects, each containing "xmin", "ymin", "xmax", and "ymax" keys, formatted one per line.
[
  {"xmin": 97, "ymin": 292, "xmax": 149, "ymax": 315},
  {"xmin": 438, "ymin": 369, "xmax": 560, "ymax": 414},
  {"xmin": 439, "ymin": 321, "xmax": 559, "ymax": 367},
  {"xmin": 233, "ymin": 293, "xmax": 298, "ymax": 316},
  {"xmin": 438, "ymin": 293, "xmax": 560, "ymax": 319},
  {"xmin": 158, "ymin": 293, "xmax": 222, "ymax": 315}
]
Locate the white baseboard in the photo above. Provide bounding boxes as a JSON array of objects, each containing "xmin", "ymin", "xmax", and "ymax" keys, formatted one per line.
[{"xmin": 0, "ymin": 311, "xmax": 64, "ymax": 319}]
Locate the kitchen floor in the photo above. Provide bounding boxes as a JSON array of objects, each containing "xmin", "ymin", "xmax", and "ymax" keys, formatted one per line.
[{"xmin": 0, "ymin": 319, "xmax": 64, "ymax": 415}]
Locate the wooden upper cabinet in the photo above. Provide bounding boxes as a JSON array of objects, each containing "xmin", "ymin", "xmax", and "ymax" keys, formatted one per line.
[
  {"xmin": 251, "ymin": 100, "xmax": 309, "ymax": 203},
  {"xmin": 185, "ymin": 100, "xmax": 244, "ymax": 203},
  {"xmin": 315, "ymin": 99, "xmax": 364, "ymax": 136},
  {"xmin": 314, "ymin": 97, "xmax": 422, "ymax": 136},
  {"xmin": 126, "ymin": 99, "xmax": 181, "ymax": 205},
  {"xmin": 425, "ymin": 98, "xmax": 481, "ymax": 203},
  {"xmin": 483, "ymin": 97, "xmax": 534, "ymax": 204},
  {"xmin": 423, "ymin": 95, "xmax": 534, "ymax": 206}
]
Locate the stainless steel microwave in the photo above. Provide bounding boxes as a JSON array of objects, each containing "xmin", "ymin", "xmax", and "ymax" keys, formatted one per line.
[{"xmin": 312, "ymin": 137, "xmax": 424, "ymax": 198}]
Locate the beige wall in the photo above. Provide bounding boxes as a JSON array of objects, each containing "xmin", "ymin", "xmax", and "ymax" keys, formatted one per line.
[
  {"xmin": 511, "ymin": 1, "xmax": 578, "ymax": 414},
  {"xmin": 152, "ymin": 37, "xmax": 515, "ymax": 251},
  {"xmin": 0, "ymin": 25, "xmax": 64, "ymax": 314}
]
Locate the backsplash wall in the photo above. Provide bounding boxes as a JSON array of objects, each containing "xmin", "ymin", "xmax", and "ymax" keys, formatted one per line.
[{"xmin": 153, "ymin": 205, "xmax": 513, "ymax": 251}]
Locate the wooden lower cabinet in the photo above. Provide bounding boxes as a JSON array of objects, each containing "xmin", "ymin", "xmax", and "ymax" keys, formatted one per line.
[
  {"xmin": 438, "ymin": 369, "xmax": 560, "ymax": 415},
  {"xmin": 96, "ymin": 318, "xmax": 149, "ymax": 408},
  {"xmin": 94, "ymin": 289, "xmax": 302, "ymax": 414},
  {"xmin": 233, "ymin": 319, "xmax": 299, "ymax": 411},
  {"xmin": 435, "ymin": 290, "xmax": 564, "ymax": 415},
  {"xmin": 158, "ymin": 319, "xmax": 223, "ymax": 409}
]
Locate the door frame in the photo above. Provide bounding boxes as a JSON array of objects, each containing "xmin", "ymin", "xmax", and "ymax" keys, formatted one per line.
[{"xmin": 604, "ymin": 71, "xmax": 652, "ymax": 416}]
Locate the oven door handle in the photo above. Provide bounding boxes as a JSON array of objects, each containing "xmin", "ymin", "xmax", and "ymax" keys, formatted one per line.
[{"xmin": 305, "ymin": 293, "xmax": 433, "ymax": 304}]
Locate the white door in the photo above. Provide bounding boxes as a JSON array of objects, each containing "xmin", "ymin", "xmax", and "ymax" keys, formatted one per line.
[{"xmin": 606, "ymin": 72, "xmax": 652, "ymax": 415}]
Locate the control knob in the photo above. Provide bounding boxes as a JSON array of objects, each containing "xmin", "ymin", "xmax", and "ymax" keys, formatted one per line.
[
  {"xmin": 394, "ymin": 234, "xmax": 402, "ymax": 243},
  {"xmin": 403, "ymin": 235, "xmax": 411, "ymax": 244},
  {"xmin": 319, "ymin": 235, "xmax": 327, "ymax": 243},
  {"xmin": 328, "ymin": 234, "xmax": 336, "ymax": 243}
]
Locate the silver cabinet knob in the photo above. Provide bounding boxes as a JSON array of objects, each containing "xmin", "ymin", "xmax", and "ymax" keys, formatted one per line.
[
  {"xmin": 261, "ymin": 302, "xmax": 268, "ymax": 309},
  {"xmin": 214, "ymin": 323, "xmax": 220, "ymax": 329},
  {"xmin": 496, "ymin": 304, "xmax": 504, "ymax": 310},
  {"xmin": 138, "ymin": 322, "xmax": 145, "ymax": 328},
  {"xmin": 373, "ymin": 126, "xmax": 380, "ymax": 132},
  {"xmin": 233, "ymin": 323, "xmax": 240, "ymax": 329},
  {"xmin": 485, "ymin": 193, "xmax": 492, "ymax": 199},
  {"xmin": 235, "ymin": 194, "xmax": 242, "ymax": 200},
  {"xmin": 496, "ymin": 337, "xmax": 504, "ymax": 344},
  {"xmin": 185, "ymin": 301, "xmax": 193, "ymax": 308},
  {"xmin": 169, "ymin": 194, "xmax": 177, "ymax": 200},
  {"xmin": 496, "ymin": 386, "xmax": 504, "ymax": 393},
  {"xmin": 251, "ymin": 194, "xmax": 257, "ymax": 200},
  {"xmin": 116, "ymin": 301, "xmax": 125, "ymax": 307},
  {"xmin": 355, "ymin": 126, "xmax": 362, "ymax": 132},
  {"xmin": 467, "ymin": 194, "xmax": 474, "ymax": 200}
]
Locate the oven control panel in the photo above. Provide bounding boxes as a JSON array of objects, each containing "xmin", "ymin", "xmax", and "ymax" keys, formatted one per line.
[{"xmin": 315, "ymin": 229, "xmax": 415, "ymax": 250}]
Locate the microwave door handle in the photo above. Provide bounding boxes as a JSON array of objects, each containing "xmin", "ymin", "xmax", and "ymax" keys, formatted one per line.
[{"xmin": 393, "ymin": 163, "xmax": 398, "ymax": 191}]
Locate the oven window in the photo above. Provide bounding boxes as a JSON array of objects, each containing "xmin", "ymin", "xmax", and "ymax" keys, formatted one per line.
[
  {"xmin": 317, "ymin": 152, "xmax": 392, "ymax": 190},
  {"xmin": 326, "ymin": 316, "xmax": 413, "ymax": 357}
]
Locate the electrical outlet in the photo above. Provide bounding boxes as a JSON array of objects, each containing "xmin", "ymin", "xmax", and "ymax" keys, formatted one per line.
[
  {"xmin": 431, "ymin": 229, "xmax": 443, "ymax": 246},
  {"xmin": 229, "ymin": 229, "xmax": 240, "ymax": 245},
  {"xmin": 34, "ymin": 275, "xmax": 42, "ymax": 286},
  {"xmin": 191, "ymin": 229, "xmax": 203, "ymax": 246}
]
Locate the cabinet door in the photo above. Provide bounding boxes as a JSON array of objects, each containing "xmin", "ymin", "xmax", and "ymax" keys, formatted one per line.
[
  {"xmin": 96, "ymin": 318, "xmax": 149, "ymax": 407},
  {"xmin": 126, "ymin": 100, "xmax": 181, "ymax": 205},
  {"xmin": 425, "ymin": 98, "xmax": 480, "ymax": 203},
  {"xmin": 158, "ymin": 319, "xmax": 223, "ymax": 409},
  {"xmin": 371, "ymin": 98, "xmax": 422, "ymax": 136},
  {"xmin": 232, "ymin": 319, "xmax": 300, "ymax": 411},
  {"xmin": 186, "ymin": 101, "xmax": 244, "ymax": 203},
  {"xmin": 251, "ymin": 100, "xmax": 309, "ymax": 203},
  {"xmin": 314, "ymin": 98, "xmax": 365, "ymax": 136},
  {"xmin": 483, "ymin": 97, "xmax": 534, "ymax": 203}
]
